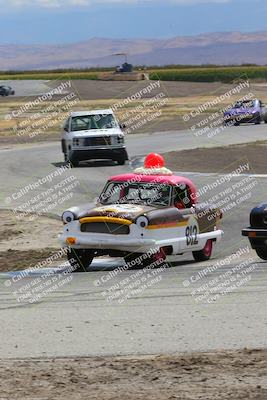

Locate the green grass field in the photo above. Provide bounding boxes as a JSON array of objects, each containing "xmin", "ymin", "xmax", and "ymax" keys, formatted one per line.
[
  {"xmin": 149, "ymin": 66, "xmax": 267, "ymax": 83},
  {"xmin": 1, "ymin": 65, "xmax": 267, "ymax": 83},
  {"xmin": 0, "ymin": 71, "xmax": 99, "ymax": 81}
]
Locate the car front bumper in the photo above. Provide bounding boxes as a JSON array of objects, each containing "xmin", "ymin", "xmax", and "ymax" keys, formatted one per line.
[
  {"xmin": 70, "ymin": 147, "xmax": 128, "ymax": 162},
  {"xmin": 59, "ymin": 228, "xmax": 224, "ymax": 254},
  {"xmin": 242, "ymin": 228, "xmax": 267, "ymax": 248},
  {"xmin": 224, "ymin": 114, "xmax": 260, "ymax": 124}
]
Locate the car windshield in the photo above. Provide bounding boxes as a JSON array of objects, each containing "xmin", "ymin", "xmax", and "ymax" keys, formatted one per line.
[
  {"xmin": 233, "ymin": 100, "xmax": 255, "ymax": 109},
  {"xmin": 71, "ymin": 114, "xmax": 118, "ymax": 131},
  {"xmin": 99, "ymin": 182, "xmax": 172, "ymax": 207}
]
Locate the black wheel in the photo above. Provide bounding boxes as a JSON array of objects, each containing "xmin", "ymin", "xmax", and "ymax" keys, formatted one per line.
[
  {"xmin": 234, "ymin": 120, "xmax": 240, "ymax": 126},
  {"xmin": 67, "ymin": 249, "xmax": 94, "ymax": 272},
  {"xmin": 117, "ymin": 159, "xmax": 126, "ymax": 166},
  {"xmin": 69, "ymin": 158, "xmax": 79, "ymax": 168},
  {"xmin": 64, "ymin": 153, "xmax": 69, "ymax": 163},
  {"xmin": 255, "ymin": 248, "xmax": 267, "ymax": 261},
  {"xmin": 124, "ymin": 248, "xmax": 167, "ymax": 269},
  {"xmin": 193, "ymin": 240, "xmax": 213, "ymax": 262},
  {"xmin": 264, "ymin": 120, "xmax": 267, "ymax": 124},
  {"xmin": 255, "ymin": 117, "xmax": 261, "ymax": 125},
  {"xmin": 124, "ymin": 252, "xmax": 143, "ymax": 269}
]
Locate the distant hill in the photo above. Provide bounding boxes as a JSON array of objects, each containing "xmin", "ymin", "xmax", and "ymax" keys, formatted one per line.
[{"xmin": 1, "ymin": 32, "xmax": 267, "ymax": 70}]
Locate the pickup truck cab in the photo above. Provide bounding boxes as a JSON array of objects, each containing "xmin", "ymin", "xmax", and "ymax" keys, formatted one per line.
[{"xmin": 61, "ymin": 109, "xmax": 128, "ymax": 167}]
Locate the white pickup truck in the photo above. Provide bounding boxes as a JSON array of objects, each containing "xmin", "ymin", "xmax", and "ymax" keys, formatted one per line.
[{"xmin": 61, "ymin": 109, "xmax": 128, "ymax": 167}]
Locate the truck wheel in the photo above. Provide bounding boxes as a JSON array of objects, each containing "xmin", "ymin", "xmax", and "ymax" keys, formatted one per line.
[
  {"xmin": 255, "ymin": 248, "xmax": 267, "ymax": 261},
  {"xmin": 69, "ymin": 159, "xmax": 79, "ymax": 168},
  {"xmin": 67, "ymin": 249, "xmax": 94, "ymax": 272},
  {"xmin": 193, "ymin": 240, "xmax": 213, "ymax": 262},
  {"xmin": 117, "ymin": 159, "xmax": 126, "ymax": 166}
]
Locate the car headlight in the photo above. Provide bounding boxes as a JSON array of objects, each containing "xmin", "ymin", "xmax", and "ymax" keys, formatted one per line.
[
  {"xmin": 62, "ymin": 211, "xmax": 75, "ymax": 224},
  {"xmin": 73, "ymin": 138, "xmax": 80, "ymax": 147},
  {"xmin": 117, "ymin": 135, "xmax": 124, "ymax": 144},
  {"xmin": 136, "ymin": 216, "xmax": 149, "ymax": 229}
]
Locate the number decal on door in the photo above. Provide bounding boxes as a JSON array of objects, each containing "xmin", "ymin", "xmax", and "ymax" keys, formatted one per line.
[{"xmin": 186, "ymin": 225, "xmax": 199, "ymax": 246}]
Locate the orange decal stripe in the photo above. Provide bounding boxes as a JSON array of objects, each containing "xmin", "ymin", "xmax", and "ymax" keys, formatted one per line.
[
  {"xmin": 147, "ymin": 220, "xmax": 188, "ymax": 230},
  {"xmin": 79, "ymin": 217, "xmax": 132, "ymax": 226}
]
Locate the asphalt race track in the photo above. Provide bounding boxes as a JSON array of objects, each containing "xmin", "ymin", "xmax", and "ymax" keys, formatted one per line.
[
  {"xmin": 0, "ymin": 125, "xmax": 266, "ymax": 358},
  {"xmin": 0, "ymin": 80, "xmax": 59, "ymax": 97},
  {"xmin": 0, "ymin": 256, "xmax": 267, "ymax": 359}
]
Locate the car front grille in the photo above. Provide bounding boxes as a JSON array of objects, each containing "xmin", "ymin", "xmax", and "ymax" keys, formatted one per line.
[
  {"xmin": 83, "ymin": 136, "xmax": 111, "ymax": 146},
  {"xmin": 81, "ymin": 222, "xmax": 129, "ymax": 235}
]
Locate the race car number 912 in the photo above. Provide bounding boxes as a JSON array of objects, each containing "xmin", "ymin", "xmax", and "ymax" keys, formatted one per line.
[{"xmin": 186, "ymin": 225, "xmax": 199, "ymax": 246}]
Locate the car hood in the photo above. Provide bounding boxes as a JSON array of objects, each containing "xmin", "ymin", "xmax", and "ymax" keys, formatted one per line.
[
  {"xmin": 67, "ymin": 203, "xmax": 157, "ymax": 222},
  {"xmin": 82, "ymin": 204, "xmax": 156, "ymax": 222},
  {"xmin": 66, "ymin": 203, "xmax": 190, "ymax": 226}
]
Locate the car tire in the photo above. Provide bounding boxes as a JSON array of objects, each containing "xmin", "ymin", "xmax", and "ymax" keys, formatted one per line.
[
  {"xmin": 67, "ymin": 249, "xmax": 94, "ymax": 272},
  {"xmin": 124, "ymin": 248, "xmax": 167, "ymax": 269},
  {"xmin": 193, "ymin": 239, "xmax": 213, "ymax": 262},
  {"xmin": 264, "ymin": 120, "xmax": 267, "ymax": 124},
  {"xmin": 69, "ymin": 159, "xmax": 79, "ymax": 168},
  {"xmin": 117, "ymin": 159, "xmax": 126, "ymax": 166},
  {"xmin": 255, "ymin": 117, "xmax": 261, "ymax": 125},
  {"xmin": 124, "ymin": 252, "xmax": 143, "ymax": 269},
  {"xmin": 255, "ymin": 248, "xmax": 267, "ymax": 261}
]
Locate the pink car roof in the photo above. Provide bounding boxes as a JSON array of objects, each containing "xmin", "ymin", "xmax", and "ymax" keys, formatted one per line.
[{"xmin": 109, "ymin": 173, "xmax": 198, "ymax": 203}]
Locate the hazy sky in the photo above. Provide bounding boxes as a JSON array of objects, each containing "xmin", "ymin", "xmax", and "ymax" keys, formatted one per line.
[{"xmin": 0, "ymin": 0, "xmax": 266, "ymax": 44}]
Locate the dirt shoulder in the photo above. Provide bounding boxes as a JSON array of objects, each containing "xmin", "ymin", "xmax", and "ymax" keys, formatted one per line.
[
  {"xmin": 1, "ymin": 349, "xmax": 266, "ymax": 400},
  {"xmin": 163, "ymin": 141, "xmax": 267, "ymax": 174},
  {"xmin": 0, "ymin": 210, "xmax": 62, "ymax": 272}
]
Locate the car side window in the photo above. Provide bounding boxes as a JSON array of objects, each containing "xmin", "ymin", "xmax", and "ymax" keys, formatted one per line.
[{"xmin": 173, "ymin": 185, "xmax": 192, "ymax": 209}]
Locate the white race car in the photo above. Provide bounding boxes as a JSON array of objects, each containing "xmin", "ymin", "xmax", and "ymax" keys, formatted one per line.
[{"xmin": 59, "ymin": 154, "xmax": 223, "ymax": 271}]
